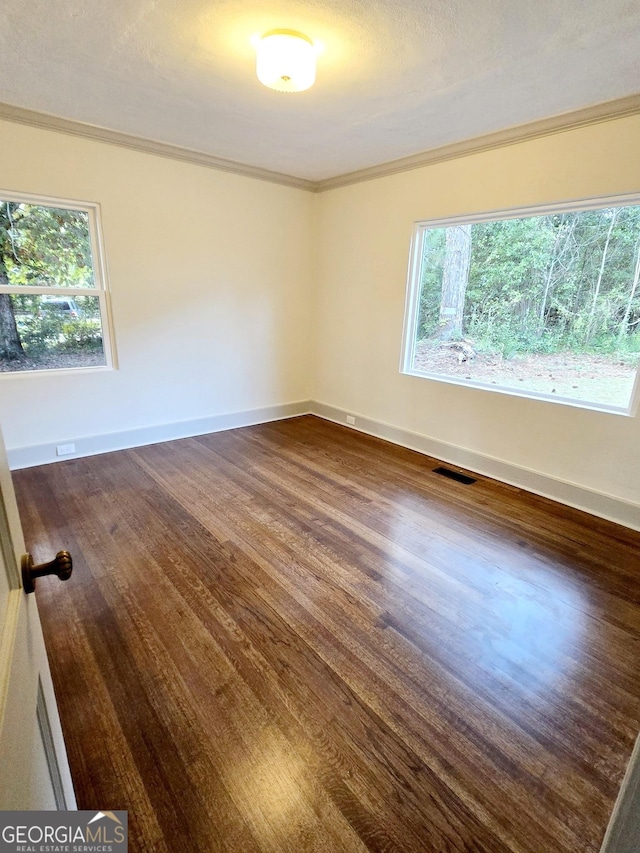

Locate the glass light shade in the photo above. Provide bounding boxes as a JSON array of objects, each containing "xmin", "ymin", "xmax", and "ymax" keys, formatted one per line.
[{"xmin": 256, "ymin": 30, "xmax": 316, "ymax": 93}]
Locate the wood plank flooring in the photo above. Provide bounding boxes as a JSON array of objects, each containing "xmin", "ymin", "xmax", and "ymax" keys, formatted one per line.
[{"xmin": 12, "ymin": 415, "xmax": 640, "ymax": 852}]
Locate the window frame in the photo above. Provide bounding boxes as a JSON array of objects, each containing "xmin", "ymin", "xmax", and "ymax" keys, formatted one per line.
[
  {"xmin": 400, "ymin": 192, "xmax": 640, "ymax": 417},
  {"xmin": 0, "ymin": 189, "xmax": 116, "ymax": 378}
]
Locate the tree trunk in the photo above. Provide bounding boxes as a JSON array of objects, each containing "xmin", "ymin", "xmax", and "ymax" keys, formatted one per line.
[
  {"xmin": 437, "ymin": 224, "xmax": 472, "ymax": 341},
  {"xmin": 618, "ymin": 238, "xmax": 640, "ymax": 343},
  {"xmin": 0, "ymin": 256, "xmax": 24, "ymax": 361},
  {"xmin": 0, "ymin": 293, "xmax": 24, "ymax": 361},
  {"xmin": 585, "ymin": 209, "xmax": 618, "ymax": 344},
  {"xmin": 539, "ymin": 215, "xmax": 564, "ymax": 325},
  {"xmin": 539, "ymin": 215, "xmax": 577, "ymax": 328},
  {"xmin": 0, "ymin": 203, "xmax": 25, "ymax": 361}
]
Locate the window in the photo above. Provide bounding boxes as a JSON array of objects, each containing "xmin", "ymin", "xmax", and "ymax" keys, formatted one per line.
[
  {"xmin": 401, "ymin": 195, "xmax": 640, "ymax": 414},
  {"xmin": 0, "ymin": 191, "xmax": 114, "ymax": 375}
]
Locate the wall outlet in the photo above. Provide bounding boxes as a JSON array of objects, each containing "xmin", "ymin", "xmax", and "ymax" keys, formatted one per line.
[
  {"xmin": 346, "ymin": 415, "xmax": 356, "ymax": 425},
  {"xmin": 56, "ymin": 443, "xmax": 76, "ymax": 457}
]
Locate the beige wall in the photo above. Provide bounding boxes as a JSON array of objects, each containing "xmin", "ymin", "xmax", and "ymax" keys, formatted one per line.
[
  {"xmin": 0, "ymin": 120, "xmax": 314, "ymax": 451},
  {"xmin": 315, "ymin": 115, "xmax": 640, "ymax": 510}
]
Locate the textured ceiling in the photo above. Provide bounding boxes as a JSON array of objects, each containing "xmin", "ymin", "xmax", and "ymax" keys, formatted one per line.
[{"xmin": 0, "ymin": 0, "xmax": 639, "ymax": 181}]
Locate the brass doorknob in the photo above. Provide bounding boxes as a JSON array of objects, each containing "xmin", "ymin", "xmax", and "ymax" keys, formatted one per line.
[{"xmin": 21, "ymin": 551, "xmax": 73, "ymax": 594}]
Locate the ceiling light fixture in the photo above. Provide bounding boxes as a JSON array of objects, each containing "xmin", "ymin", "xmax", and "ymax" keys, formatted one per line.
[{"xmin": 256, "ymin": 30, "xmax": 316, "ymax": 93}]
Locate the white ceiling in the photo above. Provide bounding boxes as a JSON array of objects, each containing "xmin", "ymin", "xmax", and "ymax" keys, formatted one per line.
[{"xmin": 0, "ymin": 0, "xmax": 639, "ymax": 181}]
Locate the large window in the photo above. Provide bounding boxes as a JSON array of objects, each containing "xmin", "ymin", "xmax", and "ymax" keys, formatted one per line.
[
  {"xmin": 401, "ymin": 195, "xmax": 640, "ymax": 414},
  {"xmin": 0, "ymin": 191, "xmax": 114, "ymax": 375}
]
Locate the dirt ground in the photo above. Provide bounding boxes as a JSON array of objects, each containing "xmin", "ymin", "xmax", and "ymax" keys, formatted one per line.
[
  {"xmin": 0, "ymin": 351, "xmax": 106, "ymax": 373},
  {"xmin": 413, "ymin": 341, "xmax": 638, "ymax": 407}
]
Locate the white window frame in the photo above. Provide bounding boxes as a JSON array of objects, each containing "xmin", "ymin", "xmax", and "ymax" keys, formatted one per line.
[
  {"xmin": 400, "ymin": 192, "xmax": 640, "ymax": 417},
  {"xmin": 0, "ymin": 189, "xmax": 116, "ymax": 378}
]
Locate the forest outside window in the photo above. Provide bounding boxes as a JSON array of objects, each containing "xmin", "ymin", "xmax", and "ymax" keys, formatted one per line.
[
  {"xmin": 0, "ymin": 192, "xmax": 113, "ymax": 375},
  {"xmin": 401, "ymin": 196, "xmax": 640, "ymax": 414}
]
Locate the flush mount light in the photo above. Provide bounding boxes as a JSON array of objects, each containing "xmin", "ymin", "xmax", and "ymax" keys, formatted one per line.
[{"xmin": 256, "ymin": 30, "xmax": 316, "ymax": 93}]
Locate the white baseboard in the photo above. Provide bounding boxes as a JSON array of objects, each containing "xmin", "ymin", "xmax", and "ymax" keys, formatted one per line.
[
  {"xmin": 310, "ymin": 401, "xmax": 640, "ymax": 532},
  {"xmin": 8, "ymin": 398, "xmax": 639, "ymax": 532},
  {"xmin": 7, "ymin": 400, "xmax": 312, "ymax": 470}
]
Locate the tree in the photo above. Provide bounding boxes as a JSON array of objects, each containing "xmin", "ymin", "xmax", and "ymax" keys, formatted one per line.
[
  {"xmin": 585, "ymin": 209, "xmax": 618, "ymax": 344},
  {"xmin": 539, "ymin": 214, "xmax": 576, "ymax": 328},
  {"xmin": 618, "ymin": 237, "xmax": 640, "ymax": 343},
  {"xmin": 0, "ymin": 201, "xmax": 95, "ymax": 364},
  {"xmin": 0, "ymin": 204, "xmax": 24, "ymax": 361},
  {"xmin": 437, "ymin": 224, "xmax": 471, "ymax": 341},
  {"xmin": 415, "ymin": 205, "xmax": 640, "ymax": 360}
]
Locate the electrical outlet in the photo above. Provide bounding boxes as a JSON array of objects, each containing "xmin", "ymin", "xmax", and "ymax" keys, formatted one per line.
[
  {"xmin": 56, "ymin": 443, "xmax": 76, "ymax": 457},
  {"xmin": 346, "ymin": 415, "xmax": 356, "ymax": 425}
]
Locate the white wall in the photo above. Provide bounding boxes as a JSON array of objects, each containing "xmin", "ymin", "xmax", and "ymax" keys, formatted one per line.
[
  {"xmin": 1, "ymin": 113, "xmax": 639, "ymax": 527},
  {"xmin": 0, "ymin": 121, "xmax": 314, "ymax": 455},
  {"xmin": 315, "ymin": 115, "xmax": 640, "ymax": 520}
]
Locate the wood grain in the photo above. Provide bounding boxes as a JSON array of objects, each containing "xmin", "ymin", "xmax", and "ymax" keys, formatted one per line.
[{"xmin": 12, "ymin": 415, "xmax": 640, "ymax": 852}]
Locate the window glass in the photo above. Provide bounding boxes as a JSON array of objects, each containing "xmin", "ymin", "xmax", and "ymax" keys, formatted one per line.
[
  {"xmin": 0, "ymin": 196, "xmax": 112, "ymax": 374},
  {"xmin": 2, "ymin": 294, "xmax": 105, "ymax": 373},
  {"xmin": 402, "ymin": 199, "xmax": 640, "ymax": 412}
]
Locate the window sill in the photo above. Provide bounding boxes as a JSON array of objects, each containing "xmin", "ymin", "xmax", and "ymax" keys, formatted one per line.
[
  {"xmin": 0, "ymin": 365, "xmax": 116, "ymax": 381},
  {"xmin": 401, "ymin": 367, "xmax": 636, "ymax": 417}
]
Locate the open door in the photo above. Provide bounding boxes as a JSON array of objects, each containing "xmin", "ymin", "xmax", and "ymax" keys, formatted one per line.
[{"xmin": 0, "ymin": 423, "xmax": 76, "ymax": 809}]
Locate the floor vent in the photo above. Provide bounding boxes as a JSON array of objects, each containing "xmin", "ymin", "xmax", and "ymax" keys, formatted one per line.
[{"xmin": 432, "ymin": 466, "xmax": 477, "ymax": 485}]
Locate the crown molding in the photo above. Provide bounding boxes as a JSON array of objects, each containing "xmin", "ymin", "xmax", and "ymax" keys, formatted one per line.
[
  {"xmin": 0, "ymin": 94, "xmax": 639, "ymax": 195},
  {"xmin": 0, "ymin": 101, "xmax": 316, "ymax": 192},
  {"xmin": 315, "ymin": 93, "xmax": 640, "ymax": 192}
]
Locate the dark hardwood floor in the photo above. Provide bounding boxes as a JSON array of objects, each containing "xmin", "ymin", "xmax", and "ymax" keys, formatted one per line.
[{"xmin": 12, "ymin": 415, "xmax": 640, "ymax": 852}]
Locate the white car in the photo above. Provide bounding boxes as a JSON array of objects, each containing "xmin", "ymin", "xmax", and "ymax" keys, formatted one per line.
[{"xmin": 39, "ymin": 297, "xmax": 83, "ymax": 319}]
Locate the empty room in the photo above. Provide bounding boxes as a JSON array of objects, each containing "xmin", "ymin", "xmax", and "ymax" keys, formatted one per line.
[{"xmin": 0, "ymin": 1, "xmax": 639, "ymax": 851}]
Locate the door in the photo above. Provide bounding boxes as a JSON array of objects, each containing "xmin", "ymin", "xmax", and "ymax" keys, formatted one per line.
[{"xmin": 0, "ymin": 422, "xmax": 76, "ymax": 809}]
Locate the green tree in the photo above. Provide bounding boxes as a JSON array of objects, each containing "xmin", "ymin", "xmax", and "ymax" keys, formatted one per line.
[
  {"xmin": 0, "ymin": 203, "xmax": 25, "ymax": 360},
  {"xmin": 0, "ymin": 201, "xmax": 94, "ymax": 363},
  {"xmin": 415, "ymin": 204, "xmax": 640, "ymax": 360}
]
